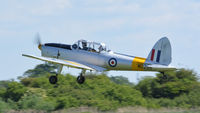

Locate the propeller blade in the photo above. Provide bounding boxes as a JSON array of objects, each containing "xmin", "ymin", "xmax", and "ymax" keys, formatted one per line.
[{"xmin": 35, "ymin": 33, "xmax": 42, "ymax": 50}]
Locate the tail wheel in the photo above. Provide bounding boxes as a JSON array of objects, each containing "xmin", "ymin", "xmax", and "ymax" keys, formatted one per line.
[
  {"xmin": 77, "ymin": 75, "xmax": 85, "ymax": 84},
  {"xmin": 49, "ymin": 75, "xmax": 58, "ymax": 84}
]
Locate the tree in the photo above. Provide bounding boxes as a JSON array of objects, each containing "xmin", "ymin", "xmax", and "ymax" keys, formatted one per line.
[
  {"xmin": 135, "ymin": 76, "xmax": 155, "ymax": 97},
  {"xmin": 1, "ymin": 63, "xmax": 200, "ymax": 111},
  {"xmin": 4, "ymin": 82, "xmax": 27, "ymax": 102},
  {"xmin": 136, "ymin": 69, "xmax": 199, "ymax": 99},
  {"xmin": 109, "ymin": 76, "xmax": 134, "ymax": 86},
  {"xmin": 22, "ymin": 63, "xmax": 57, "ymax": 78}
]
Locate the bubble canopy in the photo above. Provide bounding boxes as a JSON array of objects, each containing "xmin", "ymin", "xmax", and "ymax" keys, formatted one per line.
[{"xmin": 72, "ymin": 39, "xmax": 108, "ymax": 52}]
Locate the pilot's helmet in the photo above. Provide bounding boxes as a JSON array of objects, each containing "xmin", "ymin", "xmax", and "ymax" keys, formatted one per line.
[
  {"xmin": 100, "ymin": 43, "xmax": 106, "ymax": 49},
  {"xmin": 82, "ymin": 40, "xmax": 87, "ymax": 47}
]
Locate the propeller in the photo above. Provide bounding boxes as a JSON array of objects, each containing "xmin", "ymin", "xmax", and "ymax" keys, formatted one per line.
[{"xmin": 35, "ymin": 33, "xmax": 42, "ymax": 50}]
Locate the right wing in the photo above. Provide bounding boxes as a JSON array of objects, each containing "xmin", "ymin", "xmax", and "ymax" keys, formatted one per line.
[{"xmin": 22, "ymin": 54, "xmax": 97, "ymax": 71}]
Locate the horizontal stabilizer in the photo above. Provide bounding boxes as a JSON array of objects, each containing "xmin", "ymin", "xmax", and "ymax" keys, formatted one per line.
[{"xmin": 144, "ymin": 64, "xmax": 176, "ymax": 72}]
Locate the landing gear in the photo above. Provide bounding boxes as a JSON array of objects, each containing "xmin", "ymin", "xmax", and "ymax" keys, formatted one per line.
[
  {"xmin": 48, "ymin": 65, "xmax": 86, "ymax": 84},
  {"xmin": 49, "ymin": 65, "xmax": 63, "ymax": 84},
  {"xmin": 77, "ymin": 74, "xmax": 85, "ymax": 84},
  {"xmin": 77, "ymin": 70, "xmax": 86, "ymax": 84},
  {"xmin": 49, "ymin": 75, "xmax": 58, "ymax": 84}
]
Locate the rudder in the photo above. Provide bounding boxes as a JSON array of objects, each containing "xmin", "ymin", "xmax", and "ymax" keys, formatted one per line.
[{"xmin": 146, "ymin": 37, "xmax": 172, "ymax": 66}]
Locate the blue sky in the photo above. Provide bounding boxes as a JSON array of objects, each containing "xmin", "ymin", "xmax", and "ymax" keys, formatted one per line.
[{"xmin": 0, "ymin": 0, "xmax": 200, "ymax": 83}]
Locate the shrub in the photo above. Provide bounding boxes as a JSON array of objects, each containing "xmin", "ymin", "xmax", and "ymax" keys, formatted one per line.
[
  {"xmin": 0, "ymin": 98, "xmax": 10, "ymax": 113},
  {"xmin": 4, "ymin": 82, "xmax": 27, "ymax": 102},
  {"xmin": 18, "ymin": 94, "xmax": 55, "ymax": 111}
]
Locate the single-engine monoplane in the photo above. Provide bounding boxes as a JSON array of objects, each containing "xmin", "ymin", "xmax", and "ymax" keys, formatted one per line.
[{"xmin": 23, "ymin": 36, "xmax": 176, "ymax": 84}]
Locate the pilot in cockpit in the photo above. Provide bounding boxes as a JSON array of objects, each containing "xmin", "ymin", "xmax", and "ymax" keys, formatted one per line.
[
  {"xmin": 98, "ymin": 43, "xmax": 106, "ymax": 52},
  {"xmin": 82, "ymin": 41, "xmax": 88, "ymax": 51}
]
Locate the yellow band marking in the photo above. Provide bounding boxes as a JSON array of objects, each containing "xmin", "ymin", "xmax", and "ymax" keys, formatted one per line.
[
  {"xmin": 64, "ymin": 60, "xmax": 81, "ymax": 66},
  {"xmin": 132, "ymin": 57, "xmax": 146, "ymax": 71}
]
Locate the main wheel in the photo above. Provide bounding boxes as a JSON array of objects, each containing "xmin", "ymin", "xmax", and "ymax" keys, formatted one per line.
[
  {"xmin": 77, "ymin": 75, "xmax": 85, "ymax": 84},
  {"xmin": 49, "ymin": 75, "xmax": 58, "ymax": 84}
]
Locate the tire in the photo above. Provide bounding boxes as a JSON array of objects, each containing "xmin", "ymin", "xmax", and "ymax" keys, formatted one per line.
[
  {"xmin": 77, "ymin": 76, "xmax": 85, "ymax": 84},
  {"xmin": 49, "ymin": 75, "xmax": 58, "ymax": 84}
]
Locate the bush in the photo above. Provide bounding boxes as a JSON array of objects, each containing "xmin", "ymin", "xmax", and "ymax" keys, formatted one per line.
[
  {"xmin": 109, "ymin": 76, "xmax": 134, "ymax": 86},
  {"xmin": 1, "ymin": 63, "xmax": 200, "ymax": 111},
  {"xmin": 136, "ymin": 69, "xmax": 199, "ymax": 99},
  {"xmin": 174, "ymin": 84, "xmax": 200, "ymax": 108},
  {"xmin": 18, "ymin": 94, "xmax": 55, "ymax": 111},
  {"xmin": 0, "ymin": 98, "xmax": 10, "ymax": 113},
  {"xmin": 4, "ymin": 82, "xmax": 27, "ymax": 102}
]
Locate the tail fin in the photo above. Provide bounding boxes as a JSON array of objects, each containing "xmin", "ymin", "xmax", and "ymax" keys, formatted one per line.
[{"xmin": 146, "ymin": 37, "xmax": 172, "ymax": 66}]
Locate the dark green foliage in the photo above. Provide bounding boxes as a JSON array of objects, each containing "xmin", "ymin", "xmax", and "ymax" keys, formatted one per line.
[
  {"xmin": 0, "ymin": 80, "xmax": 12, "ymax": 88},
  {"xmin": 136, "ymin": 69, "xmax": 199, "ymax": 99},
  {"xmin": 21, "ymin": 76, "xmax": 52, "ymax": 88},
  {"xmin": 18, "ymin": 94, "xmax": 55, "ymax": 111},
  {"xmin": 109, "ymin": 76, "xmax": 134, "ymax": 86},
  {"xmin": 173, "ymin": 84, "xmax": 200, "ymax": 108},
  {"xmin": 0, "ymin": 80, "xmax": 13, "ymax": 98},
  {"xmin": 4, "ymin": 82, "xmax": 27, "ymax": 102},
  {"xmin": 0, "ymin": 98, "xmax": 10, "ymax": 113},
  {"xmin": 135, "ymin": 76, "xmax": 155, "ymax": 97},
  {"xmin": 1, "ymin": 64, "xmax": 200, "ymax": 112},
  {"xmin": 45, "ymin": 74, "xmax": 145, "ymax": 111},
  {"xmin": 0, "ymin": 88, "xmax": 6, "ymax": 99},
  {"xmin": 22, "ymin": 63, "xmax": 57, "ymax": 78},
  {"xmin": 6, "ymin": 99, "xmax": 18, "ymax": 110}
]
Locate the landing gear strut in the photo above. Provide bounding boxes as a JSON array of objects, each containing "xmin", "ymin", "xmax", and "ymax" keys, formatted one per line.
[
  {"xmin": 48, "ymin": 65, "xmax": 86, "ymax": 84},
  {"xmin": 77, "ymin": 70, "xmax": 86, "ymax": 84},
  {"xmin": 49, "ymin": 65, "xmax": 63, "ymax": 84}
]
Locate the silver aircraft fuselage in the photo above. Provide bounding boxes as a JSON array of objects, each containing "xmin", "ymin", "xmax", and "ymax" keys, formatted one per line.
[{"xmin": 41, "ymin": 45, "xmax": 146, "ymax": 71}]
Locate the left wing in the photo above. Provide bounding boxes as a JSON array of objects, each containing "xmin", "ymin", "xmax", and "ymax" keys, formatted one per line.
[{"xmin": 22, "ymin": 54, "xmax": 98, "ymax": 71}]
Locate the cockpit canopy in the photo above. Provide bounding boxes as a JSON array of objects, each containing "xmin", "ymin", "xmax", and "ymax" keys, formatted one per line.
[{"xmin": 72, "ymin": 39, "xmax": 108, "ymax": 53}]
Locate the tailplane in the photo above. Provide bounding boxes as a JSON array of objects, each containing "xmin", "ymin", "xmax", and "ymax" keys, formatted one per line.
[{"xmin": 146, "ymin": 37, "xmax": 172, "ymax": 66}]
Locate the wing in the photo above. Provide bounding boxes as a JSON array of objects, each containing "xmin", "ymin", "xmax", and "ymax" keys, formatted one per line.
[
  {"xmin": 22, "ymin": 54, "xmax": 106, "ymax": 71},
  {"xmin": 80, "ymin": 62, "xmax": 107, "ymax": 72}
]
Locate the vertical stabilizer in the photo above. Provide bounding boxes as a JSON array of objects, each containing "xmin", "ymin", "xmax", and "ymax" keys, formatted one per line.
[{"xmin": 146, "ymin": 37, "xmax": 172, "ymax": 66}]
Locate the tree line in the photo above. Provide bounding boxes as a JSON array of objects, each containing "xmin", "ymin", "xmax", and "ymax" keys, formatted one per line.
[{"xmin": 0, "ymin": 64, "xmax": 200, "ymax": 112}]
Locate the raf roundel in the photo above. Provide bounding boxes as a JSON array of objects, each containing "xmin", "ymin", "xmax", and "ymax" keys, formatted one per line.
[{"xmin": 108, "ymin": 58, "xmax": 117, "ymax": 67}]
